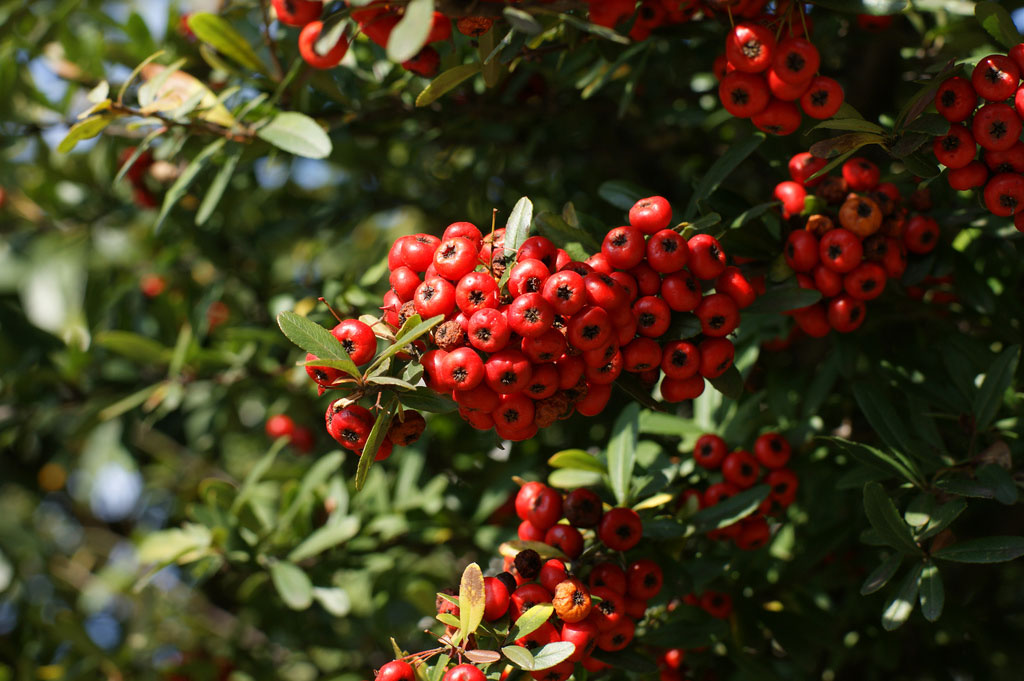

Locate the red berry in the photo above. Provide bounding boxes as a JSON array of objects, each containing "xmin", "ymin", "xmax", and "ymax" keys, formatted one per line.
[
  {"xmin": 767, "ymin": 468, "xmax": 800, "ymax": 504},
  {"xmin": 433, "ymin": 237, "xmax": 479, "ymax": 281},
  {"xmin": 584, "ymin": 272, "xmax": 629, "ymax": 311},
  {"xmin": 508, "ymin": 259, "xmax": 550, "ymax": 298},
  {"xmin": 773, "ymin": 38, "xmax": 820, "ymax": 84},
  {"xmin": 660, "ymin": 374, "xmax": 705, "ymax": 402},
  {"xmin": 588, "ymin": 562, "xmax": 627, "ymax": 594},
  {"xmin": 722, "ymin": 450, "xmax": 761, "ymax": 488},
  {"xmin": 699, "ymin": 591, "xmax": 732, "ymax": 619},
  {"xmin": 646, "ymin": 229, "xmax": 690, "ymax": 273},
  {"xmin": 544, "ymin": 524, "xmax": 584, "ymax": 558},
  {"xmin": 973, "ymin": 102, "xmax": 1022, "ymax": 152},
  {"xmin": 453, "ymin": 382, "xmax": 501, "ymax": 414},
  {"xmin": 971, "ymin": 54, "xmax": 1020, "ymax": 102},
  {"xmin": 567, "ymin": 305, "xmax": 613, "ymax": 351},
  {"xmin": 935, "ymin": 76, "xmax": 978, "ymax": 123},
  {"xmin": 903, "ymin": 215, "xmax": 940, "ymax": 254},
  {"xmin": 659, "ymin": 340, "xmax": 700, "ymax": 380},
  {"xmin": 325, "ymin": 403, "xmax": 373, "ymax": 451},
  {"xmin": 443, "ymin": 221, "xmax": 483, "ymax": 250},
  {"xmin": 819, "ymin": 229, "xmax": 863, "ymax": 273},
  {"xmin": 725, "ymin": 22, "xmax": 776, "ymax": 73},
  {"xmin": 413, "ymin": 277, "xmax": 456, "ymax": 318},
  {"xmin": 402, "ymin": 47, "xmax": 440, "ymax": 78},
  {"xmin": 983, "ymin": 172, "xmax": 1024, "ymax": 216},
  {"xmin": 561, "ymin": 619, "xmax": 599, "ymax": 662},
  {"xmin": 602, "ymin": 226, "xmax": 647, "ymax": 269},
  {"xmin": 455, "ymin": 271, "xmax": 499, "ymax": 314},
  {"xmin": 694, "ymin": 292, "xmax": 740, "ymax": 337},
  {"xmin": 539, "ymin": 558, "xmax": 568, "ymax": 594},
  {"xmin": 272, "ymin": 0, "xmax": 321, "ymax": 27},
  {"xmin": 800, "ymin": 76, "xmax": 844, "ymax": 119},
  {"xmin": 735, "ymin": 515, "xmax": 772, "ymax": 550},
  {"xmin": 563, "ymin": 488, "xmax": 603, "ymax": 528},
  {"xmin": 443, "ymin": 664, "xmax": 486, "ymax": 681},
  {"xmin": 754, "ymin": 432, "xmax": 791, "ymax": 468},
  {"xmin": 687, "ymin": 234, "xmax": 727, "ymax": 280},
  {"xmin": 843, "ymin": 261, "xmax": 887, "ymax": 301},
  {"xmin": 485, "ymin": 349, "xmax": 534, "ymax": 395},
  {"xmin": 510, "ymin": 583, "xmax": 553, "ymax": 622},
  {"xmin": 704, "ymin": 481, "xmax": 740, "ymax": 507},
  {"xmin": 827, "ymin": 294, "xmax": 867, "ymax": 333},
  {"xmin": 626, "ymin": 559, "xmax": 663, "ymax": 600},
  {"xmin": 719, "ymin": 71, "xmax": 771, "ymax": 118},
  {"xmin": 542, "ymin": 270, "xmax": 587, "ymax": 316},
  {"xmin": 698, "ymin": 337, "xmax": 735, "ymax": 378},
  {"xmin": 331, "ymin": 319, "xmax": 377, "ymax": 366},
  {"xmin": 377, "ymin": 660, "xmax": 415, "ymax": 681},
  {"xmin": 841, "ymin": 158, "xmax": 881, "ymax": 191},
  {"xmin": 518, "ymin": 519, "xmax": 545, "ymax": 542},
  {"xmin": 467, "ymin": 308, "xmax": 510, "ymax": 353},
  {"xmin": 633, "ymin": 295, "xmax": 672, "ymax": 338},
  {"xmin": 752, "ymin": 98, "xmax": 802, "ymax": 136},
  {"xmin": 932, "ymin": 124, "xmax": 976, "ymax": 169},
  {"xmin": 507, "ymin": 292, "xmax": 555, "ymax": 338},
  {"xmin": 522, "ymin": 329, "xmax": 566, "ymax": 364},
  {"xmin": 483, "ymin": 576, "xmax": 510, "ymax": 621},
  {"xmin": 519, "ymin": 236, "xmax": 558, "ymax": 270},
  {"xmin": 596, "ymin": 618, "xmax": 635, "ymax": 652},
  {"xmin": 390, "ymin": 266, "xmax": 421, "ymax": 302},
  {"xmin": 402, "ymin": 234, "xmax": 441, "ymax": 272},
  {"xmin": 715, "ymin": 266, "xmax": 756, "ymax": 308},
  {"xmin": 588, "ymin": 587, "xmax": 627, "ymax": 632},
  {"xmin": 298, "ymin": 21, "xmax": 348, "ymax": 69},
  {"xmin": 788, "ymin": 152, "xmax": 828, "ymax": 187},
  {"xmin": 440, "ymin": 347, "xmax": 485, "ymax": 391},
  {"xmin": 793, "ymin": 303, "xmax": 830, "ymax": 338},
  {"xmin": 265, "ymin": 414, "xmax": 295, "ymax": 439},
  {"xmin": 598, "ymin": 507, "xmax": 643, "ymax": 552},
  {"xmin": 693, "ymin": 433, "xmax": 727, "ymax": 469},
  {"xmin": 622, "ymin": 337, "xmax": 662, "ymax": 372},
  {"xmin": 629, "ymin": 196, "xmax": 673, "ymax": 234},
  {"xmin": 576, "ymin": 382, "xmax": 612, "ymax": 416}
]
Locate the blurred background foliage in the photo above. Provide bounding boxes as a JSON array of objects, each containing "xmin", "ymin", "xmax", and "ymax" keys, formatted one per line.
[{"xmin": 2, "ymin": 1, "xmax": 1024, "ymax": 681}]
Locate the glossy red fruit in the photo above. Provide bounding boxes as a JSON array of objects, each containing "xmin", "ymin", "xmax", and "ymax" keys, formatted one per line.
[
  {"xmin": 693, "ymin": 433, "xmax": 727, "ymax": 469},
  {"xmin": 827, "ymin": 294, "xmax": 867, "ymax": 333},
  {"xmin": 971, "ymin": 54, "xmax": 1020, "ymax": 102},
  {"xmin": 298, "ymin": 21, "xmax": 348, "ymax": 70},
  {"xmin": 441, "ymin": 347, "xmax": 484, "ymax": 391},
  {"xmin": 752, "ymin": 98, "xmax": 802, "ymax": 136},
  {"xmin": 455, "ymin": 271, "xmax": 499, "ymax": 314},
  {"xmin": 704, "ymin": 481, "xmax": 740, "ymax": 507},
  {"xmin": 735, "ymin": 515, "xmax": 772, "ymax": 550},
  {"xmin": 629, "ymin": 196, "xmax": 673, "ymax": 234},
  {"xmin": 272, "ymin": 0, "xmax": 321, "ymax": 27},
  {"xmin": 519, "ymin": 236, "xmax": 558, "ymax": 270},
  {"xmin": 561, "ymin": 619, "xmax": 599, "ymax": 662},
  {"xmin": 773, "ymin": 38, "xmax": 820, "ymax": 84},
  {"xmin": 566, "ymin": 305, "xmax": 613, "ymax": 351},
  {"xmin": 539, "ymin": 559, "xmax": 568, "ymax": 594},
  {"xmin": 775, "ymin": 180, "xmax": 807, "ymax": 217},
  {"xmin": 530, "ymin": 661, "xmax": 573, "ymax": 681},
  {"xmin": 658, "ymin": 340, "xmax": 698, "ymax": 380},
  {"xmin": 402, "ymin": 234, "xmax": 441, "ymax": 272},
  {"xmin": 627, "ymin": 559, "xmax": 663, "ymax": 600},
  {"xmin": 646, "ymin": 229, "xmax": 690, "ymax": 273},
  {"xmin": 564, "ymin": 488, "xmax": 603, "ymax": 528},
  {"xmin": 812, "ymin": 263, "xmax": 843, "ymax": 297},
  {"xmin": 800, "ymin": 76, "xmax": 844, "ymax": 119},
  {"xmin": 443, "ymin": 664, "xmax": 486, "ymax": 681},
  {"xmin": 793, "ymin": 303, "xmax": 830, "ymax": 338},
  {"xmin": 599, "ymin": 507, "xmax": 643, "ymax": 551},
  {"xmin": 588, "ymin": 562, "xmax": 627, "ymax": 595},
  {"xmin": 509, "ymin": 259, "xmax": 550, "ymax": 298},
  {"xmin": 983, "ymin": 172, "xmax": 1024, "ymax": 216},
  {"xmin": 507, "ymin": 293, "xmax": 555, "ymax": 338},
  {"xmin": 841, "ymin": 158, "xmax": 881, "ymax": 191},
  {"xmin": 935, "ymin": 76, "xmax": 978, "ymax": 123},
  {"xmin": 766, "ymin": 468, "xmax": 799, "ymax": 504},
  {"xmin": 576, "ymin": 382, "xmax": 612, "ymax": 416},
  {"xmin": 933, "ymin": 124, "xmax": 975, "ymax": 169},
  {"xmin": 903, "ymin": 215, "xmax": 940, "ymax": 254},
  {"xmin": 661, "ymin": 374, "xmax": 706, "ymax": 402},
  {"xmin": 789, "ymin": 151, "xmax": 828, "ymax": 187},
  {"xmin": 596, "ymin": 618, "xmax": 635, "ymax": 651},
  {"xmin": 510, "ymin": 583, "xmax": 553, "ymax": 622},
  {"xmin": 443, "ymin": 221, "xmax": 483, "ymax": 249},
  {"xmin": 483, "ymin": 576, "xmax": 511, "ymax": 621},
  {"xmin": 542, "ymin": 270, "xmax": 587, "ymax": 316},
  {"xmin": 698, "ymin": 337, "xmax": 734, "ymax": 379},
  {"xmin": 402, "ymin": 46, "xmax": 440, "ymax": 77},
  {"xmin": 694, "ymin": 293, "xmax": 740, "ymax": 338},
  {"xmin": 390, "ymin": 266, "xmax": 421, "ymax": 302},
  {"xmin": 972, "ymin": 103, "xmax": 1022, "ymax": 152},
  {"xmin": 414, "ymin": 277, "xmax": 456, "ymax": 318},
  {"xmin": 584, "ymin": 272, "xmax": 629, "ymax": 311},
  {"xmin": 819, "ymin": 229, "xmax": 864, "ymax": 273},
  {"xmin": 843, "ymin": 261, "xmax": 887, "ymax": 301},
  {"xmin": 265, "ymin": 414, "xmax": 295, "ymax": 439},
  {"xmin": 467, "ymin": 308, "xmax": 510, "ymax": 353},
  {"xmin": 687, "ymin": 234, "xmax": 727, "ymax": 280},
  {"xmin": 589, "ymin": 587, "xmax": 627, "ymax": 632},
  {"xmin": 754, "ymin": 433, "xmax": 791, "ymax": 469},
  {"xmin": 660, "ymin": 270, "xmax": 703, "ymax": 311},
  {"xmin": 633, "ymin": 296, "xmax": 672, "ymax": 338},
  {"xmin": 325, "ymin": 404, "xmax": 373, "ymax": 451},
  {"xmin": 545, "ymin": 524, "xmax": 584, "ymax": 559},
  {"xmin": 331, "ymin": 319, "xmax": 377, "ymax": 366},
  {"xmin": 602, "ymin": 226, "xmax": 646, "ymax": 269},
  {"xmin": 433, "ymin": 237, "xmax": 478, "ymax": 281},
  {"xmin": 719, "ymin": 71, "xmax": 771, "ymax": 118},
  {"xmin": 518, "ymin": 519, "xmax": 545, "ymax": 542},
  {"xmin": 378, "ymin": 660, "xmax": 415, "ymax": 681},
  {"xmin": 726, "ymin": 22, "xmax": 776, "ymax": 73},
  {"xmin": 722, "ymin": 450, "xmax": 761, "ymax": 488},
  {"xmin": 784, "ymin": 230, "xmax": 819, "ymax": 272}
]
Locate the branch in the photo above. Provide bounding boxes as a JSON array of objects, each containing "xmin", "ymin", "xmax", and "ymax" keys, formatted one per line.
[
  {"xmin": 107, "ymin": 102, "xmax": 255, "ymax": 143},
  {"xmin": 259, "ymin": 0, "xmax": 286, "ymax": 82}
]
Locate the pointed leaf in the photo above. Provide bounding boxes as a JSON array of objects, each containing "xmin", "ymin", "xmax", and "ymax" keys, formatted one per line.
[
  {"xmin": 919, "ymin": 561, "xmax": 944, "ymax": 622},
  {"xmin": 507, "ymin": 603, "xmax": 555, "ymax": 643},
  {"xmin": 386, "ymin": 0, "xmax": 435, "ymax": 63},
  {"xmin": 708, "ymin": 365, "xmax": 743, "ymax": 400},
  {"xmin": 973, "ymin": 344, "xmax": 1020, "ymax": 431},
  {"xmin": 743, "ymin": 286, "xmax": 822, "ymax": 315},
  {"xmin": 684, "ymin": 133, "xmax": 764, "ymax": 219},
  {"xmin": 196, "ymin": 148, "xmax": 241, "ymax": 226},
  {"xmin": 548, "ymin": 449, "xmax": 607, "ymax": 473},
  {"xmin": 975, "ymin": 464, "xmax": 1018, "ymax": 505},
  {"xmin": 608, "ymin": 402, "xmax": 640, "ymax": 506},
  {"xmin": 155, "ymin": 138, "xmax": 226, "ymax": 231},
  {"xmin": 503, "ymin": 196, "xmax": 535, "ymax": 258},
  {"xmin": 277, "ymin": 311, "xmax": 360, "ymax": 376},
  {"xmin": 861, "ymin": 553, "xmax": 903, "ymax": 595},
  {"xmin": 458, "ymin": 562, "xmax": 486, "ymax": 639},
  {"xmin": 269, "ymin": 561, "xmax": 314, "ymax": 610},
  {"xmin": 531, "ymin": 642, "xmax": 576, "ymax": 671},
  {"xmin": 881, "ymin": 562, "xmax": 923, "ymax": 631},
  {"xmin": 355, "ymin": 397, "xmax": 398, "ymax": 491},
  {"xmin": 689, "ymin": 485, "xmax": 769, "ymax": 532},
  {"xmin": 932, "ymin": 536, "xmax": 1024, "ymax": 563},
  {"xmin": 501, "ymin": 645, "xmax": 535, "ymax": 670},
  {"xmin": 58, "ymin": 115, "xmax": 114, "ymax": 153},
  {"xmin": 863, "ymin": 482, "xmax": 921, "ymax": 555},
  {"xmin": 917, "ymin": 498, "xmax": 968, "ymax": 541},
  {"xmin": 597, "ymin": 179, "xmax": 648, "ymax": 211},
  {"xmin": 288, "ymin": 516, "xmax": 361, "ymax": 562},
  {"xmin": 975, "ymin": 1, "xmax": 1022, "ymax": 49},
  {"xmin": 257, "ymin": 112, "xmax": 332, "ymax": 159},
  {"xmin": 368, "ymin": 313, "xmax": 444, "ymax": 372},
  {"xmin": 416, "ymin": 64, "xmax": 481, "ymax": 107},
  {"xmin": 188, "ymin": 13, "xmax": 267, "ymax": 73}
]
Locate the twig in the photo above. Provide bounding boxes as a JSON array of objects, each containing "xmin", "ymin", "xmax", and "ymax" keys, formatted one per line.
[
  {"xmin": 259, "ymin": 0, "xmax": 286, "ymax": 82},
  {"xmin": 107, "ymin": 101, "xmax": 255, "ymax": 143}
]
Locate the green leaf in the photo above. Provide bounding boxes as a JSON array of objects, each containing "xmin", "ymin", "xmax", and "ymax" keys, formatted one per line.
[
  {"xmin": 905, "ymin": 113, "xmax": 951, "ymax": 136},
  {"xmin": 137, "ymin": 523, "xmax": 212, "ymax": 564},
  {"xmin": 882, "ymin": 562, "xmax": 923, "ymax": 631},
  {"xmin": 919, "ymin": 561, "xmax": 944, "ymax": 622},
  {"xmin": 269, "ymin": 561, "xmax": 314, "ymax": 610},
  {"xmin": 501, "ymin": 645, "xmax": 535, "ymax": 671},
  {"xmin": 257, "ymin": 112, "xmax": 332, "ymax": 159},
  {"xmin": 597, "ymin": 180, "xmax": 647, "ymax": 211},
  {"xmin": 708, "ymin": 365, "xmax": 743, "ymax": 400},
  {"xmin": 288, "ymin": 516, "xmax": 361, "ymax": 562},
  {"xmin": 975, "ymin": 464, "xmax": 1018, "ymax": 505},
  {"xmin": 277, "ymin": 311, "xmax": 360, "ymax": 377},
  {"xmin": 58, "ymin": 115, "xmax": 114, "ymax": 153},
  {"xmin": 230, "ymin": 438, "xmax": 286, "ymax": 515},
  {"xmin": 689, "ymin": 485, "xmax": 769, "ymax": 532},
  {"xmin": 902, "ymin": 151, "xmax": 940, "ymax": 178},
  {"xmin": 415, "ymin": 64, "xmax": 481, "ymax": 107},
  {"xmin": 500, "ymin": 539, "xmax": 568, "ymax": 562},
  {"xmin": 860, "ymin": 553, "xmax": 903, "ymax": 595},
  {"xmin": 684, "ymin": 133, "xmax": 764, "ymax": 220},
  {"xmin": 531, "ymin": 642, "xmax": 576, "ymax": 671},
  {"xmin": 975, "ymin": 1, "xmax": 1022, "ymax": 49},
  {"xmin": 548, "ymin": 468, "xmax": 604, "ymax": 489},
  {"xmin": 504, "ymin": 7, "xmax": 543, "ymax": 34},
  {"xmin": 729, "ymin": 201, "xmax": 778, "ymax": 231},
  {"xmin": 809, "ymin": 118, "xmax": 886, "ymax": 134},
  {"xmin": 933, "ymin": 475, "xmax": 996, "ymax": 499},
  {"xmin": 113, "ymin": 128, "xmax": 163, "ymax": 184},
  {"xmin": 196, "ymin": 148, "xmax": 241, "ymax": 226},
  {"xmin": 973, "ymin": 344, "xmax": 1020, "ymax": 431},
  {"xmin": 852, "ymin": 382, "xmax": 917, "ymax": 459},
  {"xmin": 503, "ymin": 196, "xmax": 535, "ymax": 258},
  {"xmin": 368, "ymin": 314, "xmax": 444, "ymax": 373},
  {"xmin": 809, "ymin": 132, "xmax": 886, "ymax": 161},
  {"xmin": 155, "ymin": 138, "xmax": 226, "ymax": 231},
  {"xmin": 932, "ymin": 536, "xmax": 1024, "ymax": 563},
  {"xmin": 188, "ymin": 12, "xmax": 267, "ymax": 73},
  {"xmin": 743, "ymin": 286, "xmax": 822, "ymax": 315},
  {"xmin": 534, "ymin": 210, "xmax": 602, "ymax": 253},
  {"xmin": 547, "ymin": 449, "xmax": 606, "ymax": 473},
  {"xmin": 559, "ymin": 13, "xmax": 631, "ymax": 44},
  {"xmin": 387, "ymin": 0, "xmax": 435, "ymax": 63},
  {"xmin": 95, "ymin": 331, "xmax": 171, "ymax": 364},
  {"xmin": 917, "ymin": 498, "xmax": 968, "ymax": 540},
  {"xmin": 312, "ymin": 587, "xmax": 351, "ymax": 616},
  {"xmin": 355, "ymin": 397, "xmax": 397, "ymax": 491},
  {"xmin": 478, "ymin": 27, "xmax": 502, "ymax": 87},
  {"xmin": 507, "ymin": 603, "xmax": 555, "ymax": 643},
  {"xmin": 398, "ymin": 387, "xmax": 458, "ymax": 413},
  {"xmin": 608, "ymin": 402, "xmax": 640, "ymax": 506},
  {"xmin": 863, "ymin": 482, "xmax": 921, "ymax": 555},
  {"xmin": 277, "ymin": 452, "xmax": 344, "ymax": 535},
  {"xmin": 458, "ymin": 562, "xmax": 486, "ymax": 641}
]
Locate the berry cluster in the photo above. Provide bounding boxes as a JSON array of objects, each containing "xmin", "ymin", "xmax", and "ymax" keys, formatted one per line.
[
  {"xmin": 932, "ymin": 45, "xmax": 1024, "ymax": 230},
  {"xmin": 777, "ymin": 155, "xmax": 939, "ymax": 336},
  {"xmin": 715, "ymin": 15, "xmax": 844, "ymax": 135},
  {"xmin": 680, "ymin": 432, "xmax": 798, "ymax": 550},
  {"xmin": 381, "ymin": 196, "xmax": 750, "ymax": 440}
]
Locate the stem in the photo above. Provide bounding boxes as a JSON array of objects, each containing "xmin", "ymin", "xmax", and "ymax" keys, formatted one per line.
[
  {"xmin": 107, "ymin": 102, "xmax": 254, "ymax": 143},
  {"xmin": 259, "ymin": 0, "xmax": 286, "ymax": 82}
]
